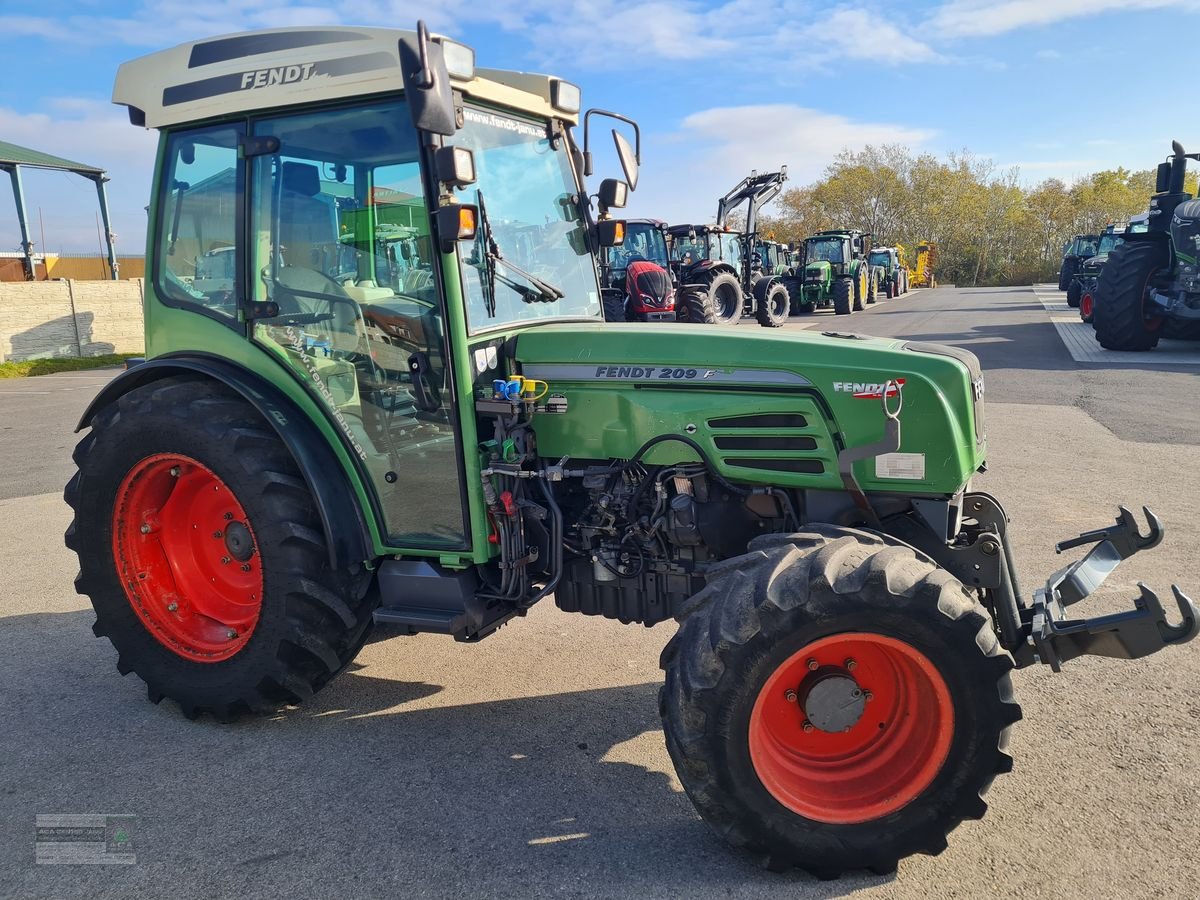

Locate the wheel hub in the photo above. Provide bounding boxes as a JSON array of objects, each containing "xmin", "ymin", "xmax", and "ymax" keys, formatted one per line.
[
  {"xmin": 224, "ymin": 521, "xmax": 255, "ymax": 562},
  {"xmin": 802, "ymin": 672, "xmax": 865, "ymax": 733}
]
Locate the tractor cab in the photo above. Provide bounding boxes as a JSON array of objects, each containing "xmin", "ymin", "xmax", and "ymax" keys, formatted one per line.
[{"xmin": 604, "ymin": 218, "xmax": 670, "ymax": 284}]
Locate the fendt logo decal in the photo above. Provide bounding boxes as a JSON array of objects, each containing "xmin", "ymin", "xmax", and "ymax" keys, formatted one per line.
[
  {"xmin": 239, "ymin": 63, "xmax": 317, "ymax": 90},
  {"xmin": 833, "ymin": 378, "xmax": 905, "ymax": 399}
]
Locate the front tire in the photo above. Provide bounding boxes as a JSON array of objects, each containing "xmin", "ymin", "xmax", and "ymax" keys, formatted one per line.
[
  {"xmin": 1066, "ymin": 279, "xmax": 1082, "ymax": 308},
  {"xmin": 660, "ymin": 529, "xmax": 1020, "ymax": 876},
  {"xmin": 833, "ymin": 278, "xmax": 854, "ymax": 315},
  {"xmin": 1093, "ymin": 242, "xmax": 1165, "ymax": 351},
  {"xmin": 676, "ymin": 286, "xmax": 718, "ymax": 324},
  {"xmin": 65, "ymin": 376, "xmax": 374, "ymax": 719},
  {"xmin": 853, "ymin": 271, "xmax": 866, "ymax": 311},
  {"xmin": 603, "ymin": 293, "xmax": 630, "ymax": 322},
  {"xmin": 866, "ymin": 272, "xmax": 878, "ymax": 304},
  {"xmin": 756, "ymin": 282, "xmax": 789, "ymax": 327}
]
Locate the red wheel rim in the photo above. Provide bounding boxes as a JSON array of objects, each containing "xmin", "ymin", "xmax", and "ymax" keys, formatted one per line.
[
  {"xmin": 748, "ymin": 633, "xmax": 954, "ymax": 825},
  {"xmin": 1080, "ymin": 292, "xmax": 1094, "ymax": 320},
  {"xmin": 112, "ymin": 453, "xmax": 263, "ymax": 663}
]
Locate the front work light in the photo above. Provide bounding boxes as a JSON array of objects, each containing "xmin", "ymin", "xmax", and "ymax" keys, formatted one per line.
[
  {"xmin": 437, "ymin": 38, "xmax": 476, "ymax": 80},
  {"xmin": 551, "ymin": 79, "xmax": 581, "ymax": 114}
]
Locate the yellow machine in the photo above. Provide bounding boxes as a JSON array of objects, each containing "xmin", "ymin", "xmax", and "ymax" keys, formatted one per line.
[{"xmin": 910, "ymin": 241, "xmax": 937, "ymax": 288}]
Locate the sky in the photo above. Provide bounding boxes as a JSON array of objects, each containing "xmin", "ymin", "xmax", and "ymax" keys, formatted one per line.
[{"xmin": 0, "ymin": 0, "xmax": 1195, "ymax": 254}]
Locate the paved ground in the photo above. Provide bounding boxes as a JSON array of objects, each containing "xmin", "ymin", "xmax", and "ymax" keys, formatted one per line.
[{"xmin": 2, "ymin": 287, "xmax": 1198, "ymax": 899}]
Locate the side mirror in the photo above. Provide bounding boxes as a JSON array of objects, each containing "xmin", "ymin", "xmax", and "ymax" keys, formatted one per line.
[
  {"xmin": 433, "ymin": 204, "xmax": 477, "ymax": 253},
  {"xmin": 1156, "ymin": 161, "xmax": 1171, "ymax": 193},
  {"xmin": 613, "ymin": 130, "xmax": 639, "ymax": 191},
  {"xmin": 598, "ymin": 178, "xmax": 628, "ymax": 211},
  {"xmin": 435, "ymin": 146, "xmax": 476, "ymax": 188},
  {"xmin": 597, "ymin": 220, "xmax": 626, "ymax": 247},
  {"xmin": 399, "ymin": 22, "xmax": 458, "ymax": 136}
]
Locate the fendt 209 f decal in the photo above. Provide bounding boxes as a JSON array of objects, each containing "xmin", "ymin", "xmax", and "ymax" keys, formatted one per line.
[
  {"xmin": 521, "ymin": 364, "xmax": 813, "ymax": 386},
  {"xmin": 833, "ymin": 378, "xmax": 906, "ymax": 399}
]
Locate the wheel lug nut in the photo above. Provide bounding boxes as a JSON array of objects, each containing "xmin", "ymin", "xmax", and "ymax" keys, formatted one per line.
[
  {"xmin": 806, "ymin": 658, "xmax": 819, "ymax": 671},
  {"xmin": 864, "ymin": 691, "xmax": 874, "ymax": 702},
  {"xmin": 221, "ymin": 556, "xmax": 231, "ymax": 565},
  {"xmin": 223, "ymin": 512, "xmax": 234, "ymax": 520},
  {"xmin": 802, "ymin": 720, "xmax": 814, "ymax": 733},
  {"xmin": 844, "ymin": 658, "xmax": 857, "ymax": 671},
  {"xmin": 784, "ymin": 689, "xmax": 797, "ymax": 703},
  {"xmin": 240, "ymin": 563, "xmax": 251, "ymax": 572},
  {"xmin": 213, "ymin": 530, "xmax": 223, "ymax": 539}
]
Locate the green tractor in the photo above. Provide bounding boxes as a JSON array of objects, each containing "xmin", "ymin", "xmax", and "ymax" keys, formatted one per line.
[
  {"xmin": 665, "ymin": 169, "xmax": 792, "ymax": 327},
  {"xmin": 1094, "ymin": 141, "xmax": 1200, "ymax": 350},
  {"xmin": 70, "ymin": 23, "xmax": 1197, "ymax": 878},
  {"xmin": 869, "ymin": 246, "xmax": 908, "ymax": 298},
  {"xmin": 796, "ymin": 229, "xmax": 877, "ymax": 315}
]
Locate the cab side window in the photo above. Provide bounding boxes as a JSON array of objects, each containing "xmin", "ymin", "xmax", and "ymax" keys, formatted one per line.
[{"xmin": 156, "ymin": 125, "xmax": 242, "ymax": 319}]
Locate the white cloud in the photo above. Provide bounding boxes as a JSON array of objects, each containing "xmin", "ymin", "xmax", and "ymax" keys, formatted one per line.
[
  {"xmin": 626, "ymin": 104, "xmax": 935, "ymax": 224},
  {"xmin": 818, "ymin": 9, "xmax": 941, "ymax": 64},
  {"xmin": 930, "ymin": 0, "xmax": 1192, "ymax": 38},
  {"xmin": 1035, "ymin": 48, "xmax": 1063, "ymax": 59}
]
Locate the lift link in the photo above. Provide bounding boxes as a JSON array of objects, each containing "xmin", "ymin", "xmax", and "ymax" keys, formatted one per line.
[{"xmin": 1027, "ymin": 506, "xmax": 1198, "ymax": 671}]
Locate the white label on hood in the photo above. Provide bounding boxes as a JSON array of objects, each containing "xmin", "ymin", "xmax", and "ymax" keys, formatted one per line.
[{"xmin": 876, "ymin": 452, "xmax": 925, "ymax": 480}]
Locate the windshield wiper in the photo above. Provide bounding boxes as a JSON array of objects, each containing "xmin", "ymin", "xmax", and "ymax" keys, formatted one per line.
[{"xmin": 471, "ymin": 189, "xmax": 565, "ymax": 314}]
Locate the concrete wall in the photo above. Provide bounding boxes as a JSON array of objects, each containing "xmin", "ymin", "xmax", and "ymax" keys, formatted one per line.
[{"xmin": 0, "ymin": 280, "xmax": 144, "ymax": 362}]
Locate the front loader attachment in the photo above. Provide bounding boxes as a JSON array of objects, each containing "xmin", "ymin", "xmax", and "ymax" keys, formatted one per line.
[{"xmin": 1024, "ymin": 506, "xmax": 1197, "ymax": 671}]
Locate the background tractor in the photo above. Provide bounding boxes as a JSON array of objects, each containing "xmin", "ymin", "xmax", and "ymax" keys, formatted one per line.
[
  {"xmin": 796, "ymin": 229, "xmax": 875, "ymax": 314},
  {"xmin": 66, "ymin": 22, "xmax": 1197, "ymax": 881},
  {"xmin": 869, "ymin": 246, "xmax": 909, "ymax": 298},
  {"xmin": 599, "ymin": 218, "xmax": 680, "ymax": 323},
  {"xmin": 1068, "ymin": 217, "xmax": 1148, "ymax": 321},
  {"xmin": 666, "ymin": 169, "xmax": 792, "ymax": 327},
  {"xmin": 1058, "ymin": 233, "xmax": 1100, "ymax": 291},
  {"xmin": 1095, "ymin": 141, "xmax": 1200, "ymax": 350}
]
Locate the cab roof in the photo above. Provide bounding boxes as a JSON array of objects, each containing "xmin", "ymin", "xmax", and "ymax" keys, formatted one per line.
[{"xmin": 112, "ymin": 26, "xmax": 576, "ymax": 129}]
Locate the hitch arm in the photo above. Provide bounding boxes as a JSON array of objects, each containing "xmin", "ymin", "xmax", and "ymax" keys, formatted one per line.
[{"xmin": 1027, "ymin": 505, "xmax": 1198, "ymax": 671}]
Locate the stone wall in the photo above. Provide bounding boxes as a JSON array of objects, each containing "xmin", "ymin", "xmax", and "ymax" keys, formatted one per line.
[{"xmin": 0, "ymin": 280, "xmax": 144, "ymax": 362}]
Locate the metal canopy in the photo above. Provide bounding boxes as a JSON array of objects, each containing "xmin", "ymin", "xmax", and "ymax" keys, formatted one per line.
[{"xmin": 0, "ymin": 139, "xmax": 117, "ymax": 280}]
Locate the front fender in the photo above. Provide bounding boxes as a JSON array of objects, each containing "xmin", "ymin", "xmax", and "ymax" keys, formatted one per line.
[{"xmin": 77, "ymin": 354, "xmax": 372, "ymax": 570}]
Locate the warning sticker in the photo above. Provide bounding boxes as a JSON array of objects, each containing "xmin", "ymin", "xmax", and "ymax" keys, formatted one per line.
[{"xmin": 875, "ymin": 452, "xmax": 926, "ymax": 480}]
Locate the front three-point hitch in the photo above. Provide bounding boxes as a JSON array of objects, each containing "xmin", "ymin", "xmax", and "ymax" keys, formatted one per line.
[{"xmin": 1022, "ymin": 506, "xmax": 1197, "ymax": 670}]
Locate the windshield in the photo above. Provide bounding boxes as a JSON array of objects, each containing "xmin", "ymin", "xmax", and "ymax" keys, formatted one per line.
[
  {"xmin": 671, "ymin": 232, "xmax": 709, "ymax": 265},
  {"xmin": 1098, "ymin": 234, "xmax": 1123, "ymax": 254},
  {"xmin": 453, "ymin": 107, "xmax": 599, "ymax": 333},
  {"xmin": 868, "ymin": 250, "xmax": 890, "ymax": 267},
  {"xmin": 610, "ymin": 222, "xmax": 669, "ymax": 271},
  {"xmin": 807, "ymin": 237, "xmax": 845, "ymax": 263},
  {"xmin": 1075, "ymin": 237, "xmax": 1099, "ymax": 256}
]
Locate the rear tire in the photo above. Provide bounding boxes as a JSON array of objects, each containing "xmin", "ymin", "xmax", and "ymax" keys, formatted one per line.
[
  {"xmin": 707, "ymin": 271, "xmax": 743, "ymax": 325},
  {"xmin": 676, "ymin": 286, "xmax": 718, "ymax": 324},
  {"xmin": 1066, "ymin": 279, "xmax": 1081, "ymax": 308},
  {"xmin": 833, "ymin": 278, "xmax": 854, "ymax": 315},
  {"xmin": 660, "ymin": 528, "xmax": 1020, "ymax": 876},
  {"xmin": 1094, "ymin": 242, "xmax": 1165, "ymax": 351},
  {"xmin": 65, "ymin": 376, "xmax": 374, "ymax": 719},
  {"xmin": 756, "ymin": 282, "xmax": 789, "ymax": 327}
]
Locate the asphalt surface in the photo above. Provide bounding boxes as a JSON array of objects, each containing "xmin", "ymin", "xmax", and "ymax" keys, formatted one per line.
[{"xmin": 2, "ymin": 285, "xmax": 1198, "ymax": 899}]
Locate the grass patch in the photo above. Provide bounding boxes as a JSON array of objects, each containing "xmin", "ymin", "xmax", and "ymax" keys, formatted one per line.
[{"xmin": 0, "ymin": 353, "xmax": 140, "ymax": 379}]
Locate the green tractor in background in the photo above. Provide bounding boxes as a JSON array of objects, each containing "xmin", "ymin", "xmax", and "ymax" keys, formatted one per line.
[
  {"xmin": 1094, "ymin": 141, "xmax": 1200, "ymax": 350},
  {"xmin": 796, "ymin": 229, "xmax": 877, "ymax": 314},
  {"xmin": 67, "ymin": 23, "xmax": 1197, "ymax": 880},
  {"xmin": 869, "ymin": 246, "xmax": 909, "ymax": 298}
]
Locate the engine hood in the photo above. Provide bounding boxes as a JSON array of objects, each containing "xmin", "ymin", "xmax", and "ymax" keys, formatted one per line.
[
  {"xmin": 805, "ymin": 261, "xmax": 831, "ymax": 278},
  {"xmin": 510, "ymin": 323, "xmax": 986, "ymax": 497}
]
